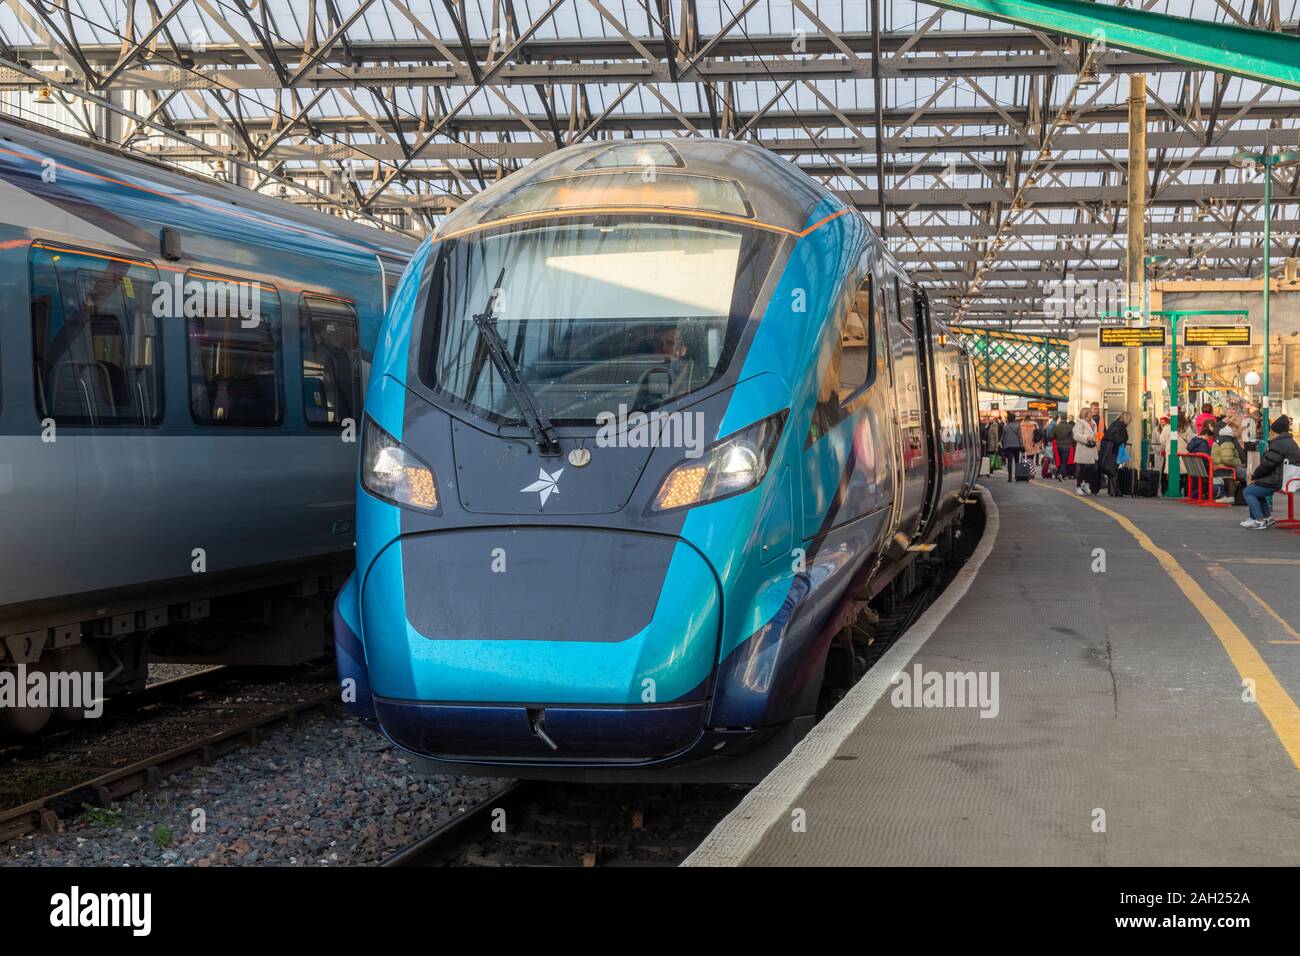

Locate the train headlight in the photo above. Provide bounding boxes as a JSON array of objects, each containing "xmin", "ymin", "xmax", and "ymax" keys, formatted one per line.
[
  {"xmin": 652, "ymin": 411, "xmax": 786, "ymax": 512},
  {"xmin": 361, "ymin": 415, "xmax": 440, "ymax": 512}
]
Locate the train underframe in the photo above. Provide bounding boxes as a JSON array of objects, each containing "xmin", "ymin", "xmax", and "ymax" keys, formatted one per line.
[{"xmin": 0, "ymin": 555, "xmax": 349, "ymax": 736}]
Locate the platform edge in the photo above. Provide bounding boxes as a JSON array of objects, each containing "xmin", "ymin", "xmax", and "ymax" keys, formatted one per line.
[{"xmin": 681, "ymin": 483, "xmax": 1001, "ymax": 867}]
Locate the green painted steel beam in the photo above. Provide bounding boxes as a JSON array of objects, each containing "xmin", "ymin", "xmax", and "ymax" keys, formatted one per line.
[{"xmin": 926, "ymin": 0, "xmax": 1300, "ymax": 92}]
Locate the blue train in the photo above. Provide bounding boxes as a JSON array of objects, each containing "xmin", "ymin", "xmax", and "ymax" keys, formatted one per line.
[
  {"xmin": 0, "ymin": 116, "xmax": 414, "ymax": 735},
  {"xmin": 336, "ymin": 139, "xmax": 980, "ymax": 781}
]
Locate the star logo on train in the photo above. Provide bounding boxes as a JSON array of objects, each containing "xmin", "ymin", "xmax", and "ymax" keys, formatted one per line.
[{"xmin": 521, "ymin": 467, "xmax": 564, "ymax": 508}]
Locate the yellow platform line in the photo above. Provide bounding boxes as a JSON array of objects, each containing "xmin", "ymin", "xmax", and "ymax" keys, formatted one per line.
[
  {"xmin": 1205, "ymin": 564, "xmax": 1300, "ymax": 646},
  {"xmin": 1037, "ymin": 484, "xmax": 1300, "ymax": 770}
]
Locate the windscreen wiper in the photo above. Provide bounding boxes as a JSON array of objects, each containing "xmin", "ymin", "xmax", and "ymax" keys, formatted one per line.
[{"xmin": 471, "ymin": 267, "xmax": 562, "ymax": 457}]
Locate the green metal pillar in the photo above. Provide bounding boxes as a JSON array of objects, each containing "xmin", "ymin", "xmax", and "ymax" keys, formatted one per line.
[
  {"xmin": 1262, "ymin": 154, "xmax": 1272, "ymax": 452},
  {"xmin": 1166, "ymin": 312, "xmax": 1179, "ymax": 498},
  {"xmin": 927, "ymin": 0, "xmax": 1300, "ymax": 91}
]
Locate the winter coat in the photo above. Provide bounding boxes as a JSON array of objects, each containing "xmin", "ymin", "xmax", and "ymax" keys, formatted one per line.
[
  {"xmin": 1072, "ymin": 417, "xmax": 1099, "ymax": 465},
  {"xmin": 1211, "ymin": 435, "xmax": 1244, "ymax": 471},
  {"xmin": 1098, "ymin": 419, "xmax": 1128, "ymax": 472},
  {"xmin": 1186, "ymin": 435, "xmax": 1210, "ymax": 457},
  {"xmin": 986, "ymin": 421, "xmax": 1002, "ymax": 453},
  {"xmin": 1052, "ymin": 421, "xmax": 1074, "ymax": 446},
  {"xmin": 1251, "ymin": 433, "xmax": 1300, "ymax": 490},
  {"xmin": 1001, "ymin": 420, "xmax": 1024, "ymax": 451},
  {"xmin": 1020, "ymin": 420, "xmax": 1041, "ymax": 453}
]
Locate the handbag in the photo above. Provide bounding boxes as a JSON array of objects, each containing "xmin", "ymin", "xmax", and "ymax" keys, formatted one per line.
[{"xmin": 1283, "ymin": 460, "xmax": 1300, "ymax": 492}]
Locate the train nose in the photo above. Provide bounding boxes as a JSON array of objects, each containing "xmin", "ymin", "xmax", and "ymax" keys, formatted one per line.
[{"xmin": 360, "ymin": 527, "xmax": 721, "ymax": 760}]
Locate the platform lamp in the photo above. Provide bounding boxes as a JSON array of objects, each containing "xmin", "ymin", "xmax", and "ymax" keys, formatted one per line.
[{"xmin": 1232, "ymin": 147, "xmax": 1300, "ymax": 450}]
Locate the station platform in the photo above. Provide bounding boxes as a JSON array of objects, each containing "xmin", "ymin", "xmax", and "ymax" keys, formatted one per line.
[{"xmin": 686, "ymin": 479, "xmax": 1300, "ymax": 866}]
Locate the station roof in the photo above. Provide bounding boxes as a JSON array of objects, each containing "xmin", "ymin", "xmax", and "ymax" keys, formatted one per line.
[{"xmin": 1, "ymin": 0, "xmax": 1297, "ymax": 330}]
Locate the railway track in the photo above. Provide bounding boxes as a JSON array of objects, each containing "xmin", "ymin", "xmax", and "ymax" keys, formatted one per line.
[
  {"xmin": 381, "ymin": 781, "xmax": 749, "ymax": 867},
  {"xmin": 0, "ymin": 666, "xmax": 338, "ymax": 844}
]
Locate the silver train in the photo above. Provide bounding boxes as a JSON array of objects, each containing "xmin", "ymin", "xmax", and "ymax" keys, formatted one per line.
[{"xmin": 0, "ymin": 117, "xmax": 414, "ymax": 734}]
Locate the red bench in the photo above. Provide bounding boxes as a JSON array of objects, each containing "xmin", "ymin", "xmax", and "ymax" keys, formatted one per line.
[{"xmin": 1278, "ymin": 476, "xmax": 1300, "ymax": 531}]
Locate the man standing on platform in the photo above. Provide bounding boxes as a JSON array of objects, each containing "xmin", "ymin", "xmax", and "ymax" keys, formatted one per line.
[
  {"xmin": 1001, "ymin": 412, "xmax": 1024, "ymax": 483},
  {"xmin": 1052, "ymin": 414, "xmax": 1075, "ymax": 480}
]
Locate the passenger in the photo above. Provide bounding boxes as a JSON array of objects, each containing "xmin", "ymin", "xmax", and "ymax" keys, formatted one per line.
[
  {"xmin": 1194, "ymin": 403, "xmax": 1216, "ymax": 437},
  {"xmin": 1211, "ymin": 424, "xmax": 1245, "ymax": 503},
  {"xmin": 1052, "ymin": 414, "xmax": 1075, "ymax": 480},
  {"xmin": 985, "ymin": 414, "xmax": 1003, "ymax": 472},
  {"xmin": 1099, "ymin": 411, "xmax": 1131, "ymax": 497},
  {"xmin": 1019, "ymin": 414, "xmax": 1042, "ymax": 458},
  {"xmin": 1240, "ymin": 405, "xmax": 1260, "ymax": 474},
  {"xmin": 1241, "ymin": 416, "xmax": 1300, "ymax": 530},
  {"xmin": 1186, "ymin": 422, "xmax": 1213, "ymax": 458},
  {"xmin": 1001, "ymin": 411, "xmax": 1024, "ymax": 483},
  {"xmin": 1073, "ymin": 406, "xmax": 1101, "ymax": 495},
  {"xmin": 1152, "ymin": 415, "xmax": 1170, "ymax": 477}
]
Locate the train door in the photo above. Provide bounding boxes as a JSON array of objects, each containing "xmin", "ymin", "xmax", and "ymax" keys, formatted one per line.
[
  {"xmin": 886, "ymin": 273, "xmax": 927, "ymax": 538},
  {"xmin": 957, "ymin": 350, "xmax": 980, "ymax": 492},
  {"xmin": 799, "ymin": 265, "xmax": 889, "ymax": 540}
]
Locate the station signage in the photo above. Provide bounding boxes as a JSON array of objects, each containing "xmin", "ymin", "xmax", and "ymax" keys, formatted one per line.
[
  {"xmin": 1026, "ymin": 401, "xmax": 1056, "ymax": 412},
  {"xmin": 1183, "ymin": 325, "xmax": 1252, "ymax": 347},
  {"xmin": 1097, "ymin": 326, "xmax": 1167, "ymax": 348}
]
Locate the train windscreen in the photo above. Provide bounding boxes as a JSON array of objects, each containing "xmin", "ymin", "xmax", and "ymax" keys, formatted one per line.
[{"xmin": 419, "ymin": 216, "xmax": 777, "ymax": 425}]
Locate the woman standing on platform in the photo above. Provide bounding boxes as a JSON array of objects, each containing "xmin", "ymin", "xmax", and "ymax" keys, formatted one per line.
[
  {"xmin": 1152, "ymin": 415, "xmax": 1170, "ymax": 478},
  {"xmin": 1073, "ymin": 407, "xmax": 1100, "ymax": 495}
]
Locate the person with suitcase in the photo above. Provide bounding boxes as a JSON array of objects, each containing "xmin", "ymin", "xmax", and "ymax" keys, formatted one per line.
[
  {"xmin": 1072, "ymin": 406, "xmax": 1101, "ymax": 495},
  {"xmin": 1001, "ymin": 412, "xmax": 1025, "ymax": 483},
  {"xmin": 1099, "ymin": 412, "xmax": 1131, "ymax": 497}
]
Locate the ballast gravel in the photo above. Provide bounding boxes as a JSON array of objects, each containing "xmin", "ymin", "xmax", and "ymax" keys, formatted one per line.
[{"xmin": 0, "ymin": 703, "xmax": 502, "ymax": 867}]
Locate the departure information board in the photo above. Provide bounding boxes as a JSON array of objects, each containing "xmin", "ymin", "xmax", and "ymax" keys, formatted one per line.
[
  {"xmin": 1183, "ymin": 325, "xmax": 1252, "ymax": 347},
  {"xmin": 1097, "ymin": 326, "xmax": 1166, "ymax": 348}
]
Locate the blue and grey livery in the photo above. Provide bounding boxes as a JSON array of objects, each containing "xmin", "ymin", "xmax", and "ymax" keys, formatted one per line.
[
  {"xmin": 0, "ymin": 116, "xmax": 414, "ymax": 735},
  {"xmin": 336, "ymin": 139, "xmax": 979, "ymax": 781}
]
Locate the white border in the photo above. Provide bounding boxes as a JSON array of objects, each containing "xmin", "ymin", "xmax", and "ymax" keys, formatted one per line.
[{"xmin": 682, "ymin": 484, "xmax": 1001, "ymax": 866}]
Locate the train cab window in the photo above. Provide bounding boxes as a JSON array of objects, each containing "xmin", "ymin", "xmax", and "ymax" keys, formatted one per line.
[
  {"xmin": 184, "ymin": 271, "xmax": 283, "ymax": 426},
  {"xmin": 300, "ymin": 293, "xmax": 360, "ymax": 427},
  {"xmin": 29, "ymin": 242, "xmax": 163, "ymax": 427}
]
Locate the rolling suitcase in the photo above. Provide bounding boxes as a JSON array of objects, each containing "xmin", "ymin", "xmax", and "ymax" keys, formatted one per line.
[
  {"xmin": 1137, "ymin": 469, "xmax": 1159, "ymax": 497},
  {"xmin": 1015, "ymin": 454, "xmax": 1032, "ymax": 481},
  {"xmin": 1116, "ymin": 466, "xmax": 1136, "ymax": 496}
]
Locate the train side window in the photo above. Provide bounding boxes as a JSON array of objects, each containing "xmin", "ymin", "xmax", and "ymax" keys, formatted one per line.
[
  {"xmin": 893, "ymin": 276, "xmax": 912, "ymax": 332},
  {"xmin": 300, "ymin": 293, "xmax": 360, "ymax": 427},
  {"xmin": 184, "ymin": 271, "xmax": 283, "ymax": 426},
  {"xmin": 29, "ymin": 242, "xmax": 163, "ymax": 427},
  {"xmin": 836, "ymin": 273, "xmax": 876, "ymax": 403}
]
